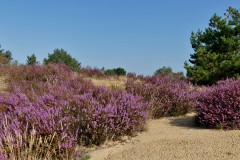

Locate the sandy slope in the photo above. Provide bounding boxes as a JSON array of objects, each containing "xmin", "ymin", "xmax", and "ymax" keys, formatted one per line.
[{"xmin": 90, "ymin": 113, "xmax": 240, "ymax": 160}]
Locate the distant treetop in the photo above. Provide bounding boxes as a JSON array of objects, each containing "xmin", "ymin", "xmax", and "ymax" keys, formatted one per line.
[
  {"xmin": 26, "ymin": 54, "xmax": 39, "ymax": 65},
  {"xmin": 155, "ymin": 66, "xmax": 184, "ymax": 78},
  {"xmin": 0, "ymin": 45, "xmax": 13, "ymax": 65},
  {"xmin": 43, "ymin": 48, "xmax": 81, "ymax": 72},
  {"xmin": 104, "ymin": 67, "xmax": 126, "ymax": 76}
]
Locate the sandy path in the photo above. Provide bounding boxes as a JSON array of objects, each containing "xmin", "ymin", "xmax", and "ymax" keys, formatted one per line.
[{"xmin": 90, "ymin": 113, "xmax": 240, "ymax": 160}]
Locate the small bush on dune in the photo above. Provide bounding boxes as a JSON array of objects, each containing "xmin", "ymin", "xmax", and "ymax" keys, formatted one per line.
[
  {"xmin": 126, "ymin": 75, "xmax": 196, "ymax": 118},
  {"xmin": 74, "ymin": 88, "xmax": 148, "ymax": 145},
  {"xmin": 196, "ymin": 78, "xmax": 240, "ymax": 129}
]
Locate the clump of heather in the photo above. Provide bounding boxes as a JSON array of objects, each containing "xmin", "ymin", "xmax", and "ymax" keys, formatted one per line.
[
  {"xmin": 79, "ymin": 66, "xmax": 106, "ymax": 79},
  {"xmin": 0, "ymin": 64, "xmax": 148, "ymax": 152},
  {"xmin": 0, "ymin": 92, "xmax": 78, "ymax": 158},
  {"xmin": 0, "ymin": 80, "xmax": 147, "ymax": 147},
  {"xmin": 75, "ymin": 88, "xmax": 148, "ymax": 145},
  {"xmin": 126, "ymin": 72, "xmax": 137, "ymax": 79},
  {"xmin": 0, "ymin": 153, "xmax": 7, "ymax": 160},
  {"xmin": 5, "ymin": 63, "xmax": 72, "ymax": 82},
  {"xmin": 4, "ymin": 64, "xmax": 73, "ymax": 94},
  {"xmin": 4, "ymin": 64, "xmax": 93, "ymax": 97},
  {"xmin": 126, "ymin": 75, "xmax": 196, "ymax": 118},
  {"xmin": 196, "ymin": 78, "xmax": 240, "ymax": 129}
]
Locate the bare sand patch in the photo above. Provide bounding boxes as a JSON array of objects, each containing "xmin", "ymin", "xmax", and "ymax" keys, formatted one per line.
[{"xmin": 90, "ymin": 113, "xmax": 240, "ymax": 160}]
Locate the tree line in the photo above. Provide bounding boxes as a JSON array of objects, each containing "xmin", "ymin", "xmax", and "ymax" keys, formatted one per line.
[
  {"xmin": 1, "ymin": 6, "xmax": 239, "ymax": 83},
  {"xmin": 0, "ymin": 47, "xmax": 129, "ymax": 75},
  {"xmin": 0, "ymin": 46, "xmax": 183, "ymax": 77},
  {"xmin": 0, "ymin": 48, "xmax": 81, "ymax": 71}
]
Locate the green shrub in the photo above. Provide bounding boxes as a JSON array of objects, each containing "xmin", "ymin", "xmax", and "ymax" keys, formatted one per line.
[
  {"xmin": 154, "ymin": 66, "xmax": 184, "ymax": 79},
  {"xmin": 104, "ymin": 67, "xmax": 126, "ymax": 76},
  {"xmin": 44, "ymin": 48, "xmax": 81, "ymax": 72}
]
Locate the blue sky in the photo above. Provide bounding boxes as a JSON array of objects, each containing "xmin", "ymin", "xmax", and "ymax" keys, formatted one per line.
[{"xmin": 0, "ymin": 1, "xmax": 239, "ymax": 75}]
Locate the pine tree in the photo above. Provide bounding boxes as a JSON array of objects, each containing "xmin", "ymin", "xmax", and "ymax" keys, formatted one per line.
[
  {"xmin": 185, "ymin": 7, "xmax": 240, "ymax": 85},
  {"xmin": 26, "ymin": 54, "xmax": 39, "ymax": 65}
]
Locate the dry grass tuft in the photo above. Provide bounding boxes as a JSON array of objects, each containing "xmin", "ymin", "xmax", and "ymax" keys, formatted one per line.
[
  {"xmin": 0, "ymin": 118, "xmax": 81, "ymax": 160},
  {"xmin": 87, "ymin": 76, "xmax": 127, "ymax": 90}
]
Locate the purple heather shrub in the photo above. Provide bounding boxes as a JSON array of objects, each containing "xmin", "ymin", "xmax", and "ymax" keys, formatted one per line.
[
  {"xmin": 74, "ymin": 89, "xmax": 148, "ymax": 145},
  {"xmin": 196, "ymin": 78, "xmax": 240, "ymax": 129},
  {"xmin": 0, "ymin": 153, "xmax": 8, "ymax": 160},
  {"xmin": 0, "ymin": 64, "xmax": 148, "ymax": 149},
  {"xmin": 0, "ymin": 92, "xmax": 77, "ymax": 156},
  {"xmin": 4, "ymin": 64, "xmax": 74, "ymax": 94},
  {"xmin": 0, "ymin": 82, "xmax": 148, "ymax": 146},
  {"xmin": 6, "ymin": 69, "xmax": 94, "ymax": 99},
  {"xmin": 5, "ymin": 63, "xmax": 72, "ymax": 82},
  {"xmin": 126, "ymin": 75, "xmax": 196, "ymax": 118},
  {"xmin": 79, "ymin": 66, "xmax": 106, "ymax": 78},
  {"xmin": 127, "ymin": 72, "xmax": 137, "ymax": 79}
]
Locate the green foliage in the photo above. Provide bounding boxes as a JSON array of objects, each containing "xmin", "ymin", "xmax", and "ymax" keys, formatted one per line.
[
  {"xmin": 0, "ymin": 45, "xmax": 13, "ymax": 65},
  {"xmin": 26, "ymin": 54, "xmax": 39, "ymax": 65},
  {"xmin": 104, "ymin": 67, "xmax": 126, "ymax": 76},
  {"xmin": 155, "ymin": 66, "xmax": 172, "ymax": 75},
  {"xmin": 43, "ymin": 48, "xmax": 81, "ymax": 72},
  {"xmin": 185, "ymin": 7, "xmax": 240, "ymax": 85},
  {"xmin": 104, "ymin": 69, "xmax": 116, "ymax": 76},
  {"xmin": 154, "ymin": 66, "xmax": 184, "ymax": 78},
  {"xmin": 113, "ymin": 67, "xmax": 126, "ymax": 76},
  {"xmin": 81, "ymin": 154, "xmax": 91, "ymax": 160}
]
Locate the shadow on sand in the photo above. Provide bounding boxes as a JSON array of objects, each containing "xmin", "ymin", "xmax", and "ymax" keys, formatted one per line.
[{"xmin": 169, "ymin": 114, "xmax": 204, "ymax": 129}]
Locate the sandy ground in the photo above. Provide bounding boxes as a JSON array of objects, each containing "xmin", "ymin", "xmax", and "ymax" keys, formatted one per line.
[
  {"xmin": 0, "ymin": 76, "xmax": 7, "ymax": 94},
  {"xmin": 89, "ymin": 113, "xmax": 240, "ymax": 160}
]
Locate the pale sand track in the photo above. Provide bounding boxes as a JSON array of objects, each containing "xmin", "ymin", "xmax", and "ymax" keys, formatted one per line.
[{"xmin": 90, "ymin": 113, "xmax": 240, "ymax": 160}]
